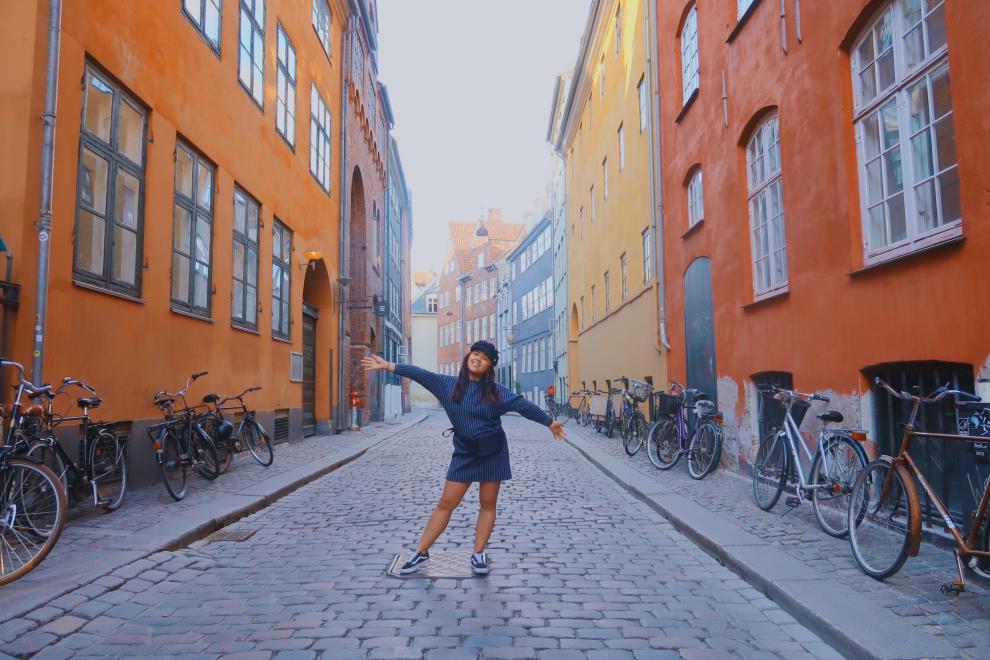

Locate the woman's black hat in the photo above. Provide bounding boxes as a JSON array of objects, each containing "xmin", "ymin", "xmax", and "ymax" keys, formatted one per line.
[{"xmin": 469, "ymin": 340, "xmax": 499, "ymax": 366}]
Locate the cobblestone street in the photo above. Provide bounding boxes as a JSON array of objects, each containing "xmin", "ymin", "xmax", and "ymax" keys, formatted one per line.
[{"xmin": 1, "ymin": 411, "xmax": 840, "ymax": 659}]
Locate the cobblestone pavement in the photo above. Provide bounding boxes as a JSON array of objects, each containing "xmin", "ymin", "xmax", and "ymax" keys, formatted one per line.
[
  {"xmin": 1, "ymin": 411, "xmax": 840, "ymax": 659},
  {"xmin": 570, "ymin": 422, "xmax": 990, "ymax": 657}
]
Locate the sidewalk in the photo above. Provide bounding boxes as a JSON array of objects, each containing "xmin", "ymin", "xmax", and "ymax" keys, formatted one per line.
[
  {"xmin": 0, "ymin": 411, "xmax": 428, "ymax": 624},
  {"xmin": 565, "ymin": 423, "xmax": 990, "ymax": 660}
]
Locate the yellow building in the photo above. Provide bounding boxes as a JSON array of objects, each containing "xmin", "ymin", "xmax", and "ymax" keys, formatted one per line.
[{"xmin": 553, "ymin": 0, "xmax": 667, "ymax": 396}]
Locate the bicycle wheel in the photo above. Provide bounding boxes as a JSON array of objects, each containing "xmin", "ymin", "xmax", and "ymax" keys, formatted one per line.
[
  {"xmin": 623, "ymin": 414, "xmax": 646, "ymax": 456},
  {"xmin": 0, "ymin": 458, "xmax": 67, "ymax": 585},
  {"xmin": 159, "ymin": 431, "xmax": 187, "ymax": 501},
  {"xmin": 977, "ymin": 504, "xmax": 990, "ymax": 578},
  {"xmin": 24, "ymin": 440, "xmax": 69, "ymax": 497},
  {"xmin": 753, "ymin": 431, "xmax": 788, "ymax": 511},
  {"xmin": 810, "ymin": 435, "xmax": 867, "ymax": 538},
  {"xmin": 201, "ymin": 416, "xmax": 233, "ymax": 474},
  {"xmin": 848, "ymin": 459, "xmax": 913, "ymax": 579},
  {"xmin": 605, "ymin": 405, "xmax": 616, "ymax": 438},
  {"xmin": 89, "ymin": 429, "xmax": 127, "ymax": 512},
  {"xmin": 687, "ymin": 420, "xmax": 722, "ymax": 480},
  {"xmin": 241, "ymin": 418, "xmax": 274, "ymax": 466},
  {"xmin": 646, "ymin": 419, "xmax": 681, "ymax": 469},
  {"xmin": 193, "ymin": 432, "xmax": 221, "ymax": 480}
]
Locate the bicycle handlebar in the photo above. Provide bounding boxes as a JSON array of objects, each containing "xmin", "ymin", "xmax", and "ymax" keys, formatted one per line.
[
  {"xmin": 59, "ymin": 377, "xmax": 97, "ymax": 395},
  {"xmin": 220, "ymin": 385, "xmax": 262, "ymax": 406},
  {"xmin": 154, "ymin": 372, "xmax": 207, "ymax": 407},
  {"xmin": 758, "ymin": 383, "xmax": 830, "ymax": 403},
  {"xmin": 874, "ymin": 377, "xmax": 980, "ymax": 404}
]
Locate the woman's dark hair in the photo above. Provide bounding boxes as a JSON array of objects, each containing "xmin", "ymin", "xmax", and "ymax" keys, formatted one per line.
[{"xmin": 451, "ymin": 352, "xmax": 501, "ymax": 406}]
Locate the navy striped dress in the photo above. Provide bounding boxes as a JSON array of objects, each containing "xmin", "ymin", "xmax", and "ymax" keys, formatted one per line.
[{"xmin": 394, "ymin": 364, "xmax": 553, "ymax": 482}]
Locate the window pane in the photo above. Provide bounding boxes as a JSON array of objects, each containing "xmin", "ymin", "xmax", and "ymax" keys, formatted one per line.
[
  {"xmin": 173, "ymin": 205, "xmax": 192, "ymax": 253},
  {"xmin": 271, "ymin": 261, "xmax": 280, "ymax": 293},
  {"xmin": 915, "ymin": 179, "xmax": 937, "ymax": 233},
  {"xmin": 79, "ymin": 149, "xmax": 109, "ymax": 214},
  {"xmin": 205, "ymin": 0, "xmax": 221, "ymax": 46},
  {"xmin": 904, "ymin": 24, "xmax": 924, "ymax": 68},
  {"xmin": 239, "ymin": 46, "xmax": 252, "ymax": 87},
  {"xmin": 172, "ymin": 253, "xmax": 190, "ymax": 302},
  {"xmin": 234, "ymin": 192, "xmax": 247, "ymax": 234},
  {"xmin": 272, "ymin": 295, "xmax": 281, "ymax": 331},
  {"xmin": 934, "ymin": 116, "xmax": 956, "ymax": 171},
  {"xmin": 233, "ymin": 280, "xmax": 244, "ymax": 320},
  {"xmin": 877, "ymin": 50, "xmax": 895, "ymax": 91},
  {"xmin": 859, "ymin": 63, "xmax": 877, "ymax": 104},
  {"xmin": 193, "ymin": 262, "xmax": 209, "ymax": 308},
  {"xmin": 233, "ymin": 240, "xmax": 245, "ymax": 278},
  {"xmin": 888, "ymin": 192, "xmax": 907, "ymax": 243},
  {"xmin": 931, "ymin": 66, "xmax": 952, "ymax": 118},
  {"xmin": 113, "ymin": 226, "xmax": 137, "ymax": 285},
  {"xmin": 114, "ymin": 168, "xmax": 140, "ymax": 229},
  {"xmin": 195, "ymin": 217, "xmax": 211, "ymax": 262},
  {"xmin": 902, "ymin": 0, "xmax": 923, "ymax": 25},
  {"xmin": 911, "ymin": 131, "xmax": 933, "ymax": 180},
  {"xmin": 118, "ymin": 102, "xmax": 144, "ymax": 165},
  {"xmin": 938, "ymin": 169, "xmax": 961, "ymax": 224},
  {"xmin": 869, "ymin": 205, "xmax": 886, "ymax": 248},
  {"xmin": 883, "ymin": 148, "xmax": 903, "ymax": 193},
  {"xmin": 908, "ymin": 80, "xmax": 930, "ymax": 132},
  {"xmin": 76, "ymin": 211, "xmax": 106, "ymax": 276},
  {"xmin": 197, "ymin": 162, "xmax": 213, "ymax": 210},
  {"xmin": 866, "ymin": 159, "xmax": 883, "ymax": 204},
  {"xmin": 246, "ymin": 285, "xmax": 257, "ymax": 321},
  {"xmin": 247, "ymin": 202, "xmax": 259, "ymax": 242},
  {"xmin": 184, "ymin": 0, "xmax": 200, "ymax": 21},
  {"xmin": 879, "ymin": 101, "xmax": 899, "ymax": 149},
  {"xmin": 247, "ymin": 247, "xmax": 258, "ymax": 285},
  {"xmin": 175, "ymin": 147, "xmax": 194, "ymax": 198},
  {"xmin": 281, "ymin": 226, "xmax": 291, "ymax": 259},
  {"xmin": 84, "ymin": 72, "xmax": 113, "ymax": 143},
  {"xmin": 926, "ymin": 4, "xmax": 947, "ymax": 52}
]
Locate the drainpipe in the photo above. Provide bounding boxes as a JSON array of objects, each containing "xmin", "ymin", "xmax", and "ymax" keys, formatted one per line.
[
  {"xmin": 336, "ymin": 23, "xmax": 352, "ymax": 432},
  {"xmin": 32, "ymin": 0, "xmax": 63, "ymax": 384},
  {"xmin": 643, "ymin": 0, "xmax": 669, "ymax": 352}
]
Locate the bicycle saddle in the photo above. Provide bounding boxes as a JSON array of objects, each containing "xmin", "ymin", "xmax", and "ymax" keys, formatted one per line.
[
  {"xmin": 77, "ymin": 397, "xmax": 102, "ymax": 409},
  {"xmin": 816, "ymin": 410, "xmax": 843, "ymax": 423},
  {"xmin": 202, "ymin": 393, "xmax": 220, "ymax": 404}
]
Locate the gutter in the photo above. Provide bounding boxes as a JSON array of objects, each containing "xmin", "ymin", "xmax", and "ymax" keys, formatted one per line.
[{"xmin": 336, "ymin": 21, "xmax": 352, "ymax": 432}]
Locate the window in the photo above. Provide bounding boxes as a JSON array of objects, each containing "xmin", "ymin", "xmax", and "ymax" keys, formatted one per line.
[
  {"xmin": 276, "ymin": 24, "xmax": 297, "ymax": 147},
  {"xmin": 579, "ymin": 206, "xmax": 584, "ymax": 239},
  {"xmin": 620, "ymin": 254, "xmax": 628, "ymax": 300},
  {"xmin": 232, "ymin": 187, "xmax": 260, "ymax": 328},
  {"xmin": 312, "ymin": 0, "xmax": 331, "ymax": 57},
  {"xmin": 238, "ymin": 0, "xmax": 265, "ymax": 106},
  {"xmin": 74, "ymin": 66, "xmax": 147, "ymax": 295},
  {"xmin": 590, "ymin": 284, "xmax": 596, "ymax": 322},
  {"xmin": 604, "ymin": 271, "xmax": 611, "ymax": 313},
  {"xmin": 599, "ymin": 55, "xmax": 605, "ymax": 96},
  {"xmin": 618, "ymin": 124, "xmax": 625, "ymax": 171},
  {"xmin": 477, "ymin": 252, "xmax": 485, "ymax": 268},
  {"xmin": 746, "ymin": 114, "xmax": 788, "ymax": 296},
  {"xmin": 489, "ymin": 313, "xmax": 495, "ymax": 339},
  {"xmin": 580, "ymin": 295, "xmax": 585, "ymax": 329},
  {"xmin": 852, "ymin": 1, "xmax": 958, "ymax": 261},
  {"xmin": 680, "ymin": 6, "xmax": 699, "ymax": 104},
  {"xmin": 738, "ymin": 0, "xmax": 756, "ymax": 19},
  {"xmin": 183, "ymin": 0, "xmax": 221, "ymax": 52},
  {"xmin": 455, "ymin": 286, "xmax": 461, "ymax": 303},
  {"xmin": 310, "ymin": 85, "xmax": 331, "ymax": 192},
  {"xmin": 426, "ymin": 295, "xmax": 437, "ymax": 313},
  {"xmin": 481, "ymin": 316, "xmax": 487, "ymax": 341},
  {"xmin": 637, "ymin": 75, "xmax": 648, "ymax": 132},
  {"xmin": 272, "ymin": 220, "xmax": 291, "ymax": 337},
  {"xmin": 602, "ymin": 158, "xmax": 608, "ymax": 199},
  {"xmin": 489, "ymin": 278, "xmax": 496, "ymax": 298},
  {"xmin": 590, "ymin": 186, "xmax": 596, "ymax": 222},
  {"xmin": 614, "ymin": 5, "xmax": 622, "ymax": 54},
  {"xmin": 688, "ymin": 168, "xmax": 704, "ymax": 227},
  {"xmin": 171, "ymin": 141, "xmax": 215, "ymax": 315},
  {"xmin": 642, "ymin": 228, "xmax": 652, "ymax": 284}
]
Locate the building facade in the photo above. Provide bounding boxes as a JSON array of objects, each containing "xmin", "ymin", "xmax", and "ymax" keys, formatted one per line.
[
  {"xmin": 554, "ymin": 0, "xmax": 668, "ymax": 399},
  {"xmin": 409, "ymin": 277, "xmax": 438, "ymax": 407},
  {"xmin": 653, "ymin": 0, "xmax": 990, "ymax": 524},
  {"xmin": 506, "ymin": 217, "xmax": 555, "ymax": 406},
  {"xmin": 547, "ymin": 70, "xmax": 573, "ymax": 401}
]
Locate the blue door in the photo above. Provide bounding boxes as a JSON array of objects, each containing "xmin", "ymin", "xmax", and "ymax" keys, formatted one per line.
[{"xmin": 684, "ymin": 257, "xmax": 717, "ymax": 405}]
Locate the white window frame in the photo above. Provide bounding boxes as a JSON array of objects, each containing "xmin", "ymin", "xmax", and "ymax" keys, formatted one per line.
[
  {"xmin": 618, "ymin": 123, "xmax": 625, "ymax": 171},
  {"xmin": 680, "ymin": 6, "xmax": 699, "ymax": 105},
  {"xmin": 620, "ymin": 253, "xmax": 628, "ymax": 301},
  {"xmin": 851, "ymin": 0, "xmax": 959, "ymax": 264},
  {"xmin": 602, "ymin": 158, "xmax": 608, "ymax": 200},
  {"xmin": 642, "ymin": 228, "xmax": 652, "ymax": 284},
  {"xmin": 309, "ymin": 85, "xmax": 331, "ymax": 193},
  {"xmin": 183, "ymin": 0, "xmax": 222, "ymax": 52},
  {"xmin": 746, "ymin": 114, "xmax": 788, "ymax": 299},
  {"xmin": 312, "ymin": 0, "xmax": 332, "ymax": 58},
  {"xmin": 637, "ymin": 75, "xmax": 647, "ymax": 133},
  {"xmin": 738, "ymin": 0, "xmax": 756, "ymax": 19},
  {"xmin": 614, "ymin": 5, "xmax": 622, "ymax": 55},
  {"xmin": 275, "ymin": 24, "xmax": 297, "ymax": 147},
  {"xmin": 687, "ymin": 168, "xmax": 704, "ymax": 227},
  {"xmin": 599, "ymin": 55, "xmax": 606, "ymax": 97},
  {"xmin": 238, "ymin": 0, "xmax": 265, "ymax": 107}
]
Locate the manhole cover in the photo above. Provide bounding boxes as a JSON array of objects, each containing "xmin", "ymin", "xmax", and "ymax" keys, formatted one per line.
[
  {"xmin": 386, "ymin": 552, "xmax": 483, "ymax": 579},
  {"xmin": 206, "ymin": 529, "xmax": 256, "ymax": 542}
]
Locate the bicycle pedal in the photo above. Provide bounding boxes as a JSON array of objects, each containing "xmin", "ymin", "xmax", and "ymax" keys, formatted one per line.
[{"xmin": 784, "ymin": 496, "xmax": 801, "ymax": 507}]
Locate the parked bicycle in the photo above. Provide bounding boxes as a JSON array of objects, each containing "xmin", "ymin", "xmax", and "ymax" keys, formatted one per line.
[
  {"xmin": 543, "ymin": 386, "xmax": 559, "ymax": 419},
  {"xmin": 597, "ymin": 385, "xmax": 624, "ymax": 438},
  {"xmin": 645, "ymin": 381, "xmax": 724, "ymax": 479},
  {"xmin": 200, "ymin": 386, "xmax": 273, "ymax": 470},
  {"xmin": 22, "ymin": 377, "xmax": 127, "ymax": 512},
  {"xmin": 0, "ymin": 359, "xmax": 67, "ymax": 585},
  {"xmin": 149, "ymin": 372, "xmax": 221, "ymax": 501},
  {"xmin": 622, "ymin": 379, "xmax": 654, "ymax": 456},
  {"xmin": 848, "ymin": 378, "xmax": 990, "ymax": 593},
  {"xmin": 751, "ymin": 385, "xmax": 868, "ymax": 538},
  {"xmin": 568, "ymin": 390, "xmax": 593, "ymax": 426}
]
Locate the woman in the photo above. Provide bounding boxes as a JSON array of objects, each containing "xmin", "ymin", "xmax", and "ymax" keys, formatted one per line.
[{"xmin": 361, "ymin": 340, "xmax": 566, "ymax": 575}]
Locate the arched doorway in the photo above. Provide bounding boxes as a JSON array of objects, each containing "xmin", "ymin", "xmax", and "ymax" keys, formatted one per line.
[
  {"xmin": 302, "ymin": 258, "xmax": 334, "ymax": 436},
  {"xmin": 347, "ymin": 167, "xmax": 372, "ymax": 424},
  {"xmin": 684, "ymin": 257, "xmax": 717, "ymax": 403}
]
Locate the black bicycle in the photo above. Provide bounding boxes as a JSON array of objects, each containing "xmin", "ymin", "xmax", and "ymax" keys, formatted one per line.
[
  {"xmin": 150, "ymin": 372, "xmax": 221, "ymax": 501},
  {"xmin": 23, "ymin": 377, "xmax": 127, "ymax": 512},
  {"xmin": 200, "ymin": 386, "xmax": 273, "ymax": 469}
]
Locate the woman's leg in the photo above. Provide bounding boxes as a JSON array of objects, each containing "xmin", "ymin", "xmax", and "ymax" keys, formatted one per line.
[
  {"xmin": 416, "ymin": 480, "xmax": 470, "ymax": 553},
  {"xmin": 474, "ymin": 481, "xmax": 501, "ymax": 553}
]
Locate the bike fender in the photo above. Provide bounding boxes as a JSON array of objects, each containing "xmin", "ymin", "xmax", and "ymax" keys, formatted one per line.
[{"xmin": 877, "ymin": 455, "xmax": 922, "ymax": 558}]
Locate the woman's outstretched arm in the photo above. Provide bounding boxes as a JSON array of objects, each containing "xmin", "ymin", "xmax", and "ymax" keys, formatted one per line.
[
  {"xmin": 360, "ymin": 355, "xmax": 449, "ymax": 399},
  {"xmin": 500, "ymin": 389, "xmax": 567, "ymax": 440}
]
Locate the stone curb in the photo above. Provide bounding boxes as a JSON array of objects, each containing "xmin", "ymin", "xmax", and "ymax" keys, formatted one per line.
[{"xmin": 565, "ymin": 431, "xmax": 957, "ymax": 660}]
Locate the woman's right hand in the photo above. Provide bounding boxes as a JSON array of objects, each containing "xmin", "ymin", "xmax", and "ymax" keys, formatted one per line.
[{"xmin": 361, "ymin": 355, "xmax": 391, "ymax": 372}]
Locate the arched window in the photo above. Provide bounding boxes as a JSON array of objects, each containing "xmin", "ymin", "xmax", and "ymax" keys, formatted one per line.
[
  {"xmin": 746, "ymin": 113, "xmax": 788, "ymax": 298},
  {"xmin": 679, "ymin": 5, "xmax": 699, "ymax": 104},
  {"xmin": 851, "ymin": 0, "xmax": 957, "ymax": 262},
  {"xmin": 686, "ymin": 167, "xmax": 704, "ymax": 228}
]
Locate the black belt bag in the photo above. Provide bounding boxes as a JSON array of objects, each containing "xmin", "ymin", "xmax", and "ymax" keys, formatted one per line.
[{"xmin": 444, "ymin": 427, "xmax": 506, "ymax": 457}]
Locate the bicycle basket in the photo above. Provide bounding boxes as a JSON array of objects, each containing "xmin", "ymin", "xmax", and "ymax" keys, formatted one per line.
[
  {"xmin": 654, "ymin": 392, "xmax": 683, "ymax": 416},
  {"xmin": 628, "ymin": 379, "xmax": 653, "ymax": 403}
]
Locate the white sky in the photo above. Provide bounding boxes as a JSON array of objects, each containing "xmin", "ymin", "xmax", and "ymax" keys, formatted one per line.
[{"xmin": 376, "ymin": 0, "xmax": 591, "ymax": 277}]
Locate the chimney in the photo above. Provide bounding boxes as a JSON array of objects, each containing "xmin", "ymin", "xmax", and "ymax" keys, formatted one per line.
[{"xmin": 488, "ymin": 208, "xmax": 502, "ymax": 223}]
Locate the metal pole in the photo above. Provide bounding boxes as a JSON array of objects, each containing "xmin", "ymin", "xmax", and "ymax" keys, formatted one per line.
[
  {"xmin": 32, "ymin": 0, "xmax": 63, "ymax": 383},
  {"xmin": 1, "ymin": 253, "xmax": 13, "ymax": 396},
  {"xmin": 336, "ymin": 23, "xmax": 352, "ymax": 433}
]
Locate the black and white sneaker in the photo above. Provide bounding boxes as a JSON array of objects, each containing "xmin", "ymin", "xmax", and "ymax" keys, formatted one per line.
[
  {"xmin": 399, "ymin": 550, "xmax": 429, "ymax": 574},
  {"xmin": 471, "ymin": 552, "xmax": 490, "ymax": 575}
]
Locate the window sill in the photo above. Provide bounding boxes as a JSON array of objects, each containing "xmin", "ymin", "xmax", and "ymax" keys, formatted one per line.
[
  {"xmin": 273, "ymin": 334, "xmax": 293, "ymax": 345},
  {"xmin": 171, "ymin": 306, "xmax": 214, "ymax": 323},
  {"xmin": 675, "ymin": 89, "xmax": 699, "ymax": 124},
  {"xmin": 849, "ymin": 234, "xmax": 965, "ymax": 277},
  {"xmin": 72, "ymin": 279, "xmax": 145, "ymax": 305},
  {"xmin": 742, "ymin": 287, "xmax": 789, "ymax": 310},
  {"xmin": 727, "ymin": 0, "xmax": 764, "ymax": 44},
  {"xmin": 232, "ymin": 322, "xmax": 260, "ymax": 336},
  {"xmin": 681, "ymin": 219, "xmax": 705, "ymax": 239}
]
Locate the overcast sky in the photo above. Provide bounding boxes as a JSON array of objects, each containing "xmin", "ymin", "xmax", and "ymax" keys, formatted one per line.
[{"xmin": 377, "ymin": 0, "xmax": 591, "ymax": 277}]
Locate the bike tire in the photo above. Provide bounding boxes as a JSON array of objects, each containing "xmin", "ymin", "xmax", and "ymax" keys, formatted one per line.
[
  {"xmin": 977, "ymin": 505, "xmax": 990, "ymax": 578},
  {"xmin": 623, "ymin": 415, "xmax": 645, "ymax": 456},
  {"xmin": 159, "ymin": 431, "xmax": 188, "ymax": 501},
  {"xmin": 848, "ymin": 459, "xmax": 912, "ymax": 580},
  {"xmin": 752, "ymin": 431, "xmax": 788, "ymax": 511},
  {"xmin": 809, "ymin": 434, "xmax": 868, "ymax": 538},
  {"xmin": 687, "ymin": 420, "xmax": 722, "ymax": 480},
  {"xmin": 90, "ymin": 429, "xmax": 127, "ymax": 512},
  {"xmin": 242, "ymin": 418, "xmax": 274, "ymax": 467},
  {"xmin": 646, "ymin": 419, "xmax": 681, "ymax": 469},
  {"xmin": 193, "ymin": 433, "xmax": 221, "ymax": 480},
  {"xmin": 200, "ymin": 416, "xmax": 233, "ymax": 474},
  {"xmin": 0, "ymin": 458, "xmax": 67, "ymax": 585},
  {"xmin": 605, "ymin": 405, "xmax": 615, "ymax": 439},
  {"xmin": 24, "ymin": 440, "xmax": 69, "ymax": 499}
]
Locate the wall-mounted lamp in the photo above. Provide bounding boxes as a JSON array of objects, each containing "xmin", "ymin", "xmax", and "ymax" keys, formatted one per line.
[{"xmin": 302, "ymin": 249, "xmax": 323, "ymax": 270}]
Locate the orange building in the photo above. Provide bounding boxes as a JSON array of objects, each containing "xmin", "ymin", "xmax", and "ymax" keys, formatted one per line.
[
  {"xmin": 653, "ymin": 0, "xmax": 989, "ymax": 520},
  {"xmin": 0, "ymin": 0, "xmax": 398, "ymax": 486}
]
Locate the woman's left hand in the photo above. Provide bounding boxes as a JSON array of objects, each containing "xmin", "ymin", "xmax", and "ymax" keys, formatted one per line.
[{"xmin": 549, "ymin": 420, "xmax": 567, "ymax": 441}]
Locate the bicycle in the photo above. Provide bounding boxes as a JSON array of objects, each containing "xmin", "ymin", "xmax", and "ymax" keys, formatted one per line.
[
  {"xmin": 150, "ymin": 372, "xmax": 221, "ymax": 501},
  {"xmin": 22, "ymin": 377, "xmax": 127, "ymax": 512},
  {"xmin": 202, "ymin": 387, "xmax": 273, "ymax": 468},
  {"xmin": 622, "ymin": 379, "xmax": 654, "ymax": 456},
  {"xmin": 751, "ymin": 385, "xmax": 868, "ymax": 538},
  {"xmin": 543, "ymin": 387, "xmax": 559, "ymax": 419},
  {"xmin": 0, "ymin": 359, "xmax": 67, "ymax": 585},
  {"xmin": 598, "ymin": 385, "xmax": 625, "ymax": 438},
  {"xmin": 645, "ymin": 381, "xmax": 724, "ymax": 479},
  {"xmin": 848, "ymin": 378, "xmax": 990, "ymax": 593},
  {"xmin": 568, "ymin": 390, "xmax": 593, "ymax": 427}
]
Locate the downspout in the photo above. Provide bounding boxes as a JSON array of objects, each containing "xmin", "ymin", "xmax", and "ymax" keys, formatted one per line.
[
  {"xmin": 32, "ymin": 0, "xmax": 63, "ymax": 383},
  {"xmin": 643, "ymin": 0, "xmax": 670, "ymax": 352},
  {"xmin": 336, "ymin": 23, "xmax": 352, "ymax": 432}
]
